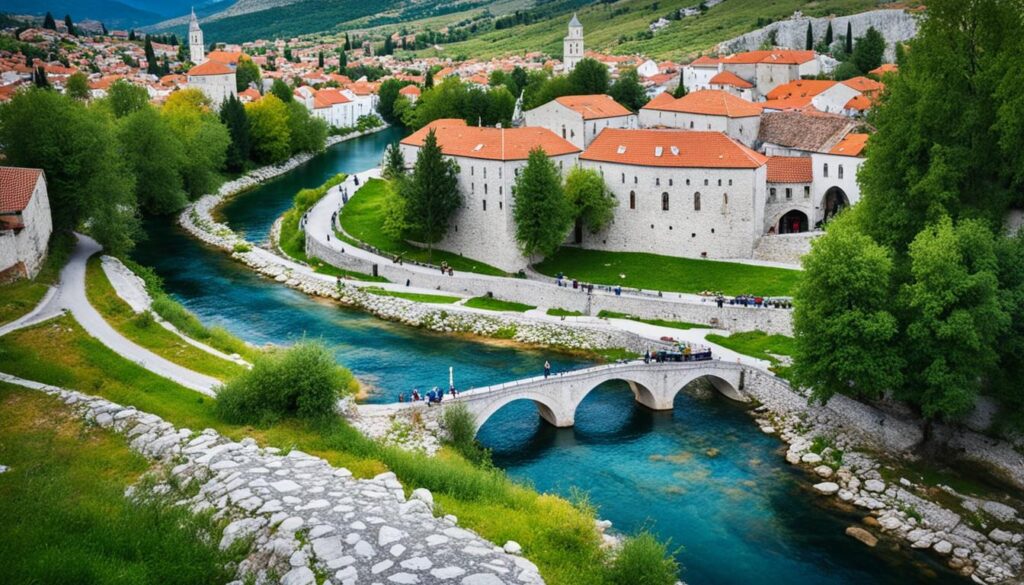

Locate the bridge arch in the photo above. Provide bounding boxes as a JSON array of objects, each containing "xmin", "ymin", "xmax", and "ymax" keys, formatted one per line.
[
  {"xmin": 665, "ymin": 372, "xmax": 748, "ymax": 406},
  {"xmin": 471, "ymin": 391, "xmax": 573, "ymax": 434}
]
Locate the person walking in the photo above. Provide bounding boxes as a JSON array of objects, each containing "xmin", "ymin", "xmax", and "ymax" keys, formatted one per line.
[
  {"xmin": 544, "ymin": 360, "xmax": 551, "ymax": 378},
  {"xmin": 644, "ymin": 349, "xmax": 651, "ymax": 364}
]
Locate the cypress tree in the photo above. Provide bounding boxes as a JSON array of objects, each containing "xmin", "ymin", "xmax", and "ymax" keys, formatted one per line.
[
  {"xmin": 129, "ymin": 29, "xmax": 136, "ymax": 41},
  {"xmin": 824, "ymin": 21, "xmax": 833, "ymax": 46},
  {"xmin": 805, "ymin": 21, "xmax": 813, "ymax": 50},
  {"xmin": 220, "ymin": 95, "xmax": 252, "ymax": 172},
  {"xmin": 425, "ymin": 68, "xmax": 434, "ymax": 88},
  {"xmin": 512, "ymin": 147, "xmax": 574, "ymax": 258},
  {"xmin": 318, "ymin": 51, "xmax": 324, "ymax": 69},
  {"xmin": 845, "ymin": 21, "xmax": 853, "ymax": 55},
  {"xmin": 43, "ymin": 12, "xmax": 56, "ymax": 30},
  {"xmin": 338, "ymin": 48, "xmax": 347, "ymax": 70},
  {"xmin": 64, "ymin": 14, "xmax": 75, "ymax": 35},
  {"xmin": 144, "ymin": 37, "xmax": 160, "ymax": 75},
  {"xmin": 33, "ymin": 66, "xmax": 49, "ymax": 88},
  {"xmin": 402, "ymin": 129, "xmax": 461, "ymax": 260},
  {"xmin": 101, "ymin": 22, "xmax": 108, "ymax": 35}
]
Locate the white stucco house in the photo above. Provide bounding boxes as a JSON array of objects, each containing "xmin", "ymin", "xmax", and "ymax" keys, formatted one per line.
[
  {"xmin": 523, "ymin": 94, "xmax": 637, "ymax": 150},
  {"xmin": 187, "ymin": 60, "xmax": 237, "ymax": 106},
  {"xmin": 681, "ymin": 56, "xmax": 721, "ymax": 93},
  {"xmin": 0, "ymin": 167, "xmax": 52, "ymax": 281},
  {"xmin": 638, "ymin": 89, "xmax": 763, "ymax": 147},
  {"xmin": 717, "ymin": 49, "xmax": 821, "ymax": 99}
]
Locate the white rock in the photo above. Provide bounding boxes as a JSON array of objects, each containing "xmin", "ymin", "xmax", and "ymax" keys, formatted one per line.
[
  {"xmin": 864, "ymin": 479, "xmax": 885, "ymax": 493},
  {"xmin": 814, "ymin": 465, "xmax": 834, "ymax": 478},
  {"xmin": 503, "ymin": 540, "xmax": 522, "ymax": 555},
  {"xmin": 879, "ymin": 516, "xmax": 903, "ymax": 531},
  {"xmin": 801, "ymin": 453, "xmax": 823, "ymax": 465},
  {"xmin": 989, "ymin": 528, "xmax": 1013, "ymax": 544},
  {"xmin": 281, "ymin": 567, "xmax": 316, "ymax": 585},
  {"xmin": 933, "ymin": 540, "xmax": 953, "ymax": 555},
  {"xmin": 813, "ymin": 482, "xmax": 840, "ymax": 495},
  {"xmin": 378, "ymin": 525, "xmax": 404, "ymax": 546},
  {"xmin": 312, "ymin": 536, "xmax": 345, "ymax": 561},
  {"xmin": 278, "ymin": 516, "xmax": 304, "ymax": 533},
  {"xmin": 400, "ymin": 556, "xmax": 432, "ymax": 570},
  {"xmin": 431, "ymin": 566, "xmax": 466, "ymax": 580},
  {"xmin": 411, "ymin": 488, "xmax": 434, "ymax": 510},
  {"xmin": 460, "ymin": 574, "xmax": 505, "ymax": 585}
]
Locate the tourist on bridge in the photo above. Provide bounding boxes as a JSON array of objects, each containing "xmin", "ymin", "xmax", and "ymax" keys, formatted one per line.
[
  {"xmin": 644, "ymin": 349, "xmax": 651, "ymax": 364},
  {"xmin": 449, "ymin": 385, "xmax": 458, "ymax": 398},
  {"xmin": 544, "ymin": 361, "xmax": 551, "ymax": 378},
  {"xmin": 411, "ymin": 388, "xmax": 421, "ymax": 401}
]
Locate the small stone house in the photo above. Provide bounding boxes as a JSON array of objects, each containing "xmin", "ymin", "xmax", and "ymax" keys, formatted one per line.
[{"xmin": 0, "ymin": 167, "xmax": 52, "ymax": 281}]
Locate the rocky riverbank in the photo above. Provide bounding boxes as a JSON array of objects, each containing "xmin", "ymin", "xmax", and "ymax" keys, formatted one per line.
[{"xmin": 4, "ymin": 374, "xmax": 543, "ymax": 585}]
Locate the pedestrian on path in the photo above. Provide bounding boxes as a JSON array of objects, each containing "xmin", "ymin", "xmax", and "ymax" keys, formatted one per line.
[{"xmin": 544, "ymin": 360, "xmax": 551, "ymax": 378}]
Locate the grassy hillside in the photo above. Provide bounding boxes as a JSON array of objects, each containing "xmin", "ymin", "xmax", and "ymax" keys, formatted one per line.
[{"xmin": 415, "ymin": 0, "xmax": 885, "ymax": 61}]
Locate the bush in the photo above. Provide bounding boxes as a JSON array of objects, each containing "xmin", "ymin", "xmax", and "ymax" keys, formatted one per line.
[
  {"xmin": 133, "ymin": 310, "xmax": 156, "ymax": 329},
  {"xmin": 215, "ymin": 341, "xmax": 356, "ymax": 425},
  {"xmin": 441, "ymin": 402, "xmax": 490, "ymax": 465},
  {"xmin": 608, "ymin": 531, "xmax": 680, "ymax": 585}
]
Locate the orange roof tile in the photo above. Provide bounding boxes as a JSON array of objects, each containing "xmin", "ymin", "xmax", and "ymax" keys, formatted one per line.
[
  {"xmin": 844, "ymin": 94, "xmax": 873, "ymax": 111},
  {"xmin": 829, "ymin": 133, "xmax": 869, "ymax": 157},
  {"xmin": 399, "ymin": 85, "xmax": 421, "ymax": 96},
  {"xmin": 708, "ymin": 70, "xmax": 753, "ymax": 89},
  {"xmin": 188, "ymin": 60, "xmax": 234, "ymax": 76},
  {"xmin": 720, "ymin": 50, "xmax": 816, "ymax": 65},
  {"xmin": 869, "ymin": 63, "xmax": 898, "ymax": 76},
  {"xmin": 765, "ymin": 79, "xmax": 836, "ymax": 101},
  {"xmin": 207, "ymin": 51, "xmax": 243, "ymax": 65},
  {"xmin": 554, "ymin": 95, "xmax": 633, "ymax": 119},
  {"xmin": 689, "ymin": 56, "xmax": 720, "ymax": 67},
  {"xmin": 313, "ymin": 88, "xmax": 350, "ymax": 108},
  {"xmin": 238, "ymin": 88, "xmax": 261, "ymax": 102},
  {"xmin": 841, "ymin": 76, "xmax": 884, "ymax": 95},
  {"xmin": 581, "ymin": 128, "xmax": 767, "ymax": 169},
  {"xmin": 645, "ymin": 91, "xmax": 676, "ymax": 109},
  {"xmin": 0, "ymin": 166, "xmax": 43, "ymax": 212},
  {"xmin": 640, "ymin": 89, "xmax": 762, "ymax": 118},
  {"xmin": 401, "ymin": 123, "xmax": 579, "ymax": 161},
  {"xmin": 761, "ymin": 96, "xmax": 815, "ymax": 111},
  {"xmin": 766, "ymin": 156, "xmax": 812, "ymax": 183}
]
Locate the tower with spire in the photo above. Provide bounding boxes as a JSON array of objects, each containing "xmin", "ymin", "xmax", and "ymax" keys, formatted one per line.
[
  {"xmin": 188, "ymin": 8, "xmax": 205, "ymax": 64},
  {"xmin": 563, "ymin": 13, "xmax": 584, "ymax": 72}
]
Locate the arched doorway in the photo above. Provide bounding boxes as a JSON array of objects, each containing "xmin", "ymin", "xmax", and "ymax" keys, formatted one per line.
[
  {"xmin": 822, "ymin": 187, "xmax": 849, "ymax": 224},
  {"xmin": 778, "ymin": 210, "xmax": 809, "ymax": 234}
]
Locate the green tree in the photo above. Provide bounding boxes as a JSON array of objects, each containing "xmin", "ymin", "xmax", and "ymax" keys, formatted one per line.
[
  {"xmin": 219, "ymin": 94, "xmax": 251, "ymax": 172},
  {"xmin": 805, "ymin": 21, "xmax": 814, "ymax": 50},
  {"xmin": 832, "ymin": 61, "xmax": 861, "ymax": 81},
  {"xmin": 382, "ymin": 143, "xmax": 405, "ymax": 180},
  {"xmin": 401, "ymin": 129, "xmax": 461, "ymax": 258},
  {"xmin": 285, "ymin": 100, "xmax": 327, "ymax": 154},
  {"xmin": 564, "ymin": 166, "xmax": 616, "ymax": 234},
  {"xmin": 672, "ymin": 82, "xmax": 687, "ymax": 99},
  {"xmin": 424, "ymin": 68, "xmax": 434, "ymax": 88},
  {"xmin": 65, "ymin": 72, "xmax": 89, "ymax": 100},
  {"xmin": 118, "ymin": 105, "xmax": 187, "ymax": 214},
  {"xmin": 568, "ymin": 58, "xmax": 609, "ymax": 94},
  {"xmin": 512, "ymin": 147, "xmax": 573, "ymax": 258},
  {"xmin": 609, "ymin": 68, "xmax": 648, "ymax": 111},
  {"xmin": 338, "ymin": 47, "xmax": 347, "ymax": 70},
  {"xmin": 63, "ymin": 14, "xmax": 75, "ymax": 36},
  {"xmin": 317, "ymin": 51, "xmax": 324, "ymax": 69},
  {"xmin": 107, "ymin": 79, "xmax": 149, "ymax": 117},
  {"xmin": 162, "ymin": 89, "xmax": 229, "ymax": 199},
  {"xmin": 852, "ymin": 27, "xmax": 885, "ymax": 75},
  {"xmin": 43, "ymin": 12, "xmax": 56, "ymax": 30},
  {"xmin": 270, "ymin": 78, "xmax": 293, "ymax": 103},
  {"xmin": 235, "ymin": 58, "xmax": 261, "ymax": 92},
  {"xmin": 377, "ymin": 78, "xmax": 409, "ymax": 123},
  {"xmin": 824, "ymin": 21, "xmax": 833, "ymax": 46},
  {"xmin": 845, "ymin": 21, "xmax": 854, "ymax": 55},
  {"xmin": 792, "ymin": 212, "xmax": 903, "ymax": 404},
  {"xmin": 144, "ymin": 37, "xmax": 160, "ymax": 75},
  {"xmin": 245, "ymin": 93, "xmax": 292, "ymax": 163},
  {"xmin": 32, "ymin": 66, "xmax": 48, "ymax": 88}
]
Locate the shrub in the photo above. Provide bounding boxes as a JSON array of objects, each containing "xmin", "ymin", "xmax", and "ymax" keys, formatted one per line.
[
  {"xmin": 233, "ymin": 242, "xmax": 252, "ymax": 253},
  {"xmin": 133, "ymin": 309, "xmax": 156, "ymax": 329},
  {"xmin": 441, "ymin": 402, "xmax": 490, "ymax": 465},
  {"xmin": 215, "ymin": 341, "xmax": 356, "ymax": 425},
  {"xmin": 608, "ymin": 530, "xmax": 680, "ymax": 585}
]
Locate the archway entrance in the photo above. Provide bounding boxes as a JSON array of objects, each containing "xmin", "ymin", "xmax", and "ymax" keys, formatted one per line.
[
  {"xmin": 778, "ymin": 210, "xmax": 809, "ymax": 234},
  {"xmin": 822, "ymin": 187, "xmax": 849, "ymax": 224}
]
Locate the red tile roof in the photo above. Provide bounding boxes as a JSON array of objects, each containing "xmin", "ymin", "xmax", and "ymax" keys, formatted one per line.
[
  {"xmin": 869, "ymin": 63, "xmax": 898, "ymax": 76},
  {"xmin": 708, "ymin": 70, "xmax": 753, "ymax": 89},
  {"xmin": 766, "ymin": 156, "xmax": 812, "ymax": 183},
  {"xmin": 206, "ymin": 51, "xmax": 243, "ymax": 65},
  {"xmin": 313, "ymin": 88, "xmax": 350, "ymax": 108},
  {"xmin": 765, "ymin": 79, "xmax": 836, "ymax": 101},
  {"xmin": 0, "ymin": 166, "xmax": 43, "ymax": 212},
  {"xmin": 720, "ymin": 50, "xmax": 816, "ymax": 65},
  {"xmin": 841, "ymin": 76, "xmax": 884, "ymax": 95},
  {"xmin": 188, "ymin": 60, "xmax": 234, "ymax": 76},
  {"xmin": 401, "ymin": 123, "xmax": 579, "ymax": 161},
  {"xmin": 399, "ymin": 85, "xmax": 421, "ymax": 96},
  {"xmin": 689, "ymin": 56, "xmax": 720, "ymax": 67},
  {"xmin": 238, "ymin": 88, "xmax": 261, "ymax": 102},
  {"xmin": 829, "ymin": 133, "xmax": 869, "ymax": 157},
  {"xmin": 640, "ymin": 89, "xmax": 762, "ymax": 118},
  {"xmin": 844, "ymin": 94, "xmax": 872, "ymax": 111},
  {"xmin": 581, "ymin": 129, "xmax": 767, "ymax": 169},
  {"xmin": 554, "ymin": 94, "xmax": 633, "ymax": 119},
  {"xmin": 645, "ymin": 91, "xmax": 676, "ymax": 110}
]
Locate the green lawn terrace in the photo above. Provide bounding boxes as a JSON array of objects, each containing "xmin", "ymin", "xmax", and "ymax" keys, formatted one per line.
[{"xmin": 535, "ymin": 247, "xmax": 802, "ymax": 297}]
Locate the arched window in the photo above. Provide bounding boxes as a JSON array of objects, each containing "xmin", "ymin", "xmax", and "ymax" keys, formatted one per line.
[
  {"xmin": 694, "ymin": 192, "xmax": 701, "ymax": 211},
  {"xmin": 629, "ymin": 191, "xmax": 636, "ymax": 210},
  {"xmin": 838, "ymin": 165, "xmax": 844, "ymax": 179},
  {"xmin": 689, "ymin": 120, "xmax": 694, "ymax": 129},
  {"xmin": 823, "ymin": 163, "xmax": 829, "ymax": 178},
  {"xmin": 662, "ymin": 192, "xmax": 670, "ymax": 211}
]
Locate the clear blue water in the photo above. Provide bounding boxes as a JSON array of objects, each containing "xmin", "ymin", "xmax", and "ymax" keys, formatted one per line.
[{"xmin": 130, "ymin": 131, "xmax": 964, "ymax": 584}]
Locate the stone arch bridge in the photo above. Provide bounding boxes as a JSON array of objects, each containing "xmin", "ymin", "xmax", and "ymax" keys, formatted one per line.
[{"xmin": 361, "ymin": 360, "xmax": 752, "ymax": 433}]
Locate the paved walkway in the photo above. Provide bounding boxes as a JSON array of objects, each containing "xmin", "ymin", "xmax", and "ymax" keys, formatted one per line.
[{"xmin": 0, "ymin": 234, "xmax": 220, "ymax": 396}]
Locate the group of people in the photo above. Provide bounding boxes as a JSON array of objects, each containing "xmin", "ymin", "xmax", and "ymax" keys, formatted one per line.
[
  {"xmin": 555, "ymin": 275, "xmax": 595, "ymax": 294},
  {"xmin": 399, "ymin": 386, "xmax": 459, "ymax": 405},
  {"xmin": 439, "ymin": 261, "xmax": 455, "ymax": 277},
  {"xmin": 644, "ymin": 344, "xmax": 713, "ymax": 363},
  {"xmin": 700, "ymin": 291, "xmax": 791, "ymax": 309}
]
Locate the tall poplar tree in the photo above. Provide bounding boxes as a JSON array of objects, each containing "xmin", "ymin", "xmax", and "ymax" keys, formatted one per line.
[
  {"xmin": 805, "ymin": 21, "xmax": 813, "ymax": 50},
  {"xmin": 43, "ymin": 12, "xmax": 56, "ymax": 30},
  {"xmin": 401, "ymin": 129, "xmax": 461, "ymax": 259}
]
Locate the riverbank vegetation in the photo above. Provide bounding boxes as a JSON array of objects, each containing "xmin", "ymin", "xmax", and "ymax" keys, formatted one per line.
[
  {"xmin": 706, "ymin": 331, "xmax": 795, "ymax": 379},
  {"xmin": 0, "ymin": 316, "xmax": 677, "ymax": 585},
  {"xmin": 792, "ymin": 0, "xmax": 1024, "ymax": 433},
  {"xmin": 464, "ymin": 296, "xmax": 537, "ymax": 312},
  {"xmin": 0, "ymin": 382, "xmax": 248, "ymax": 584},
  {"xmin": 84, "ymin": 255, "xmax": 246, "ymax": 381},
  {"xmin": 537, "ymin": 248, "xmax": 802, "ymax": 296},
  {"xmin": 0, "ymin": 231, "xmax": 73, "ymax": 326},
  {"xmin": 363, "ymin": 286, "xmax": 461, "ymax": 304},
  {"xmin": 0, "ymin": 85, "xmax": 327, "ymax": 255},
  {"xmin": 277, "ymin": 172, "xmax": 347, "ymax": 261}
]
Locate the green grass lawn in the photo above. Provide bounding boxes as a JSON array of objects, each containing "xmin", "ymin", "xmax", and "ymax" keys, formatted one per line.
[
  {"xmin": 340, "ymin": 179, "xmax": 508, "ymax": 277},
  {"xmin": 536, "ymin": 248, "xmax": 801, "ymax": 296},
  {"xmin": 0, "ymin": 382, "xmax": 247, "ymax": 584},
  {"xmin": 0, "ymin": 231, "xmax": 73, "ymax": 326},
  {"xmin": 597, "ymin": 310, "xmax": 705, "ymax": 330},
  {"xmin": 464, "ymin": 296, "xmax": 536, "ymax": 312},
  {"xmin": 705, "ymin": 331, "xmax": 796, "ymax": 379},
  {"xmin": 278, "ymin": 173, "xmax": 347, "ymax": 263},
  {"xmin": 309, "ymin": 257, "xmax": 389, "ymax": 282},
  {"xmin": 85, "ymin": 255, "xmax": 245, "ymax": 381},
  {"xmin": 0, "ymin": 315, "xmax": 612, "ymax": 585},
  {"xmin": 547, "ymin": 308, "xmax": 583, "ymax": 317},
  {"xmin": 363, "ymin": 286, "xmax": 461, "ymax": 304}
]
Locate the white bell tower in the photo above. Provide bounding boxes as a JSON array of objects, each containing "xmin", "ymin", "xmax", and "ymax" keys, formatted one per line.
[
  {"xmin": 189, "ymin": 8, "xmax": 205, "ymax": 64},
  {"xmin": 563, "ymin": 13, "xmax": 584, "ymax": 72}
]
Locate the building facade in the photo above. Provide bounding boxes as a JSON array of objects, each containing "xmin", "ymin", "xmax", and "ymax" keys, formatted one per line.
[
  {"xmin": 563, "ymin": 14, "xmax": 584, "ymax": 72},
  {"xmin": 638, "ymin": 90, "xmax": 762, "ymax": 147},
  {"xmin": 523, "ymin": 95, "xmax": 637, "ymax": 150},
  {"xmin": 188, "ymin": 9, "xmax": 205, "ymax": 64},
  {"xmin": 0, "ymin": 167, "xmax": 52, "ymax": 281}
]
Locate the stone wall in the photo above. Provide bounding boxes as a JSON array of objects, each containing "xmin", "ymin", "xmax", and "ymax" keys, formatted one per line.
[
  {"xmin": 6, "ymin": 375, "xmax": 543, "ymax": 585},
  {"xmin": 753, "ymin": 233, "xmax": 816, "ymax": 266}
]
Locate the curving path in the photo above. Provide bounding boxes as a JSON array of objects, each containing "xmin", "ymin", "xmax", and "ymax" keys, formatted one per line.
[{"xmin": 0, "ymin": 234, "xmax": 221, "ymax": 396}]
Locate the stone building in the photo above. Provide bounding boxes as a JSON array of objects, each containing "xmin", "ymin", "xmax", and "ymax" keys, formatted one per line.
[
  {"xmin": 577, "ymin": 128, "xmax": 768, "ymax": 260},
  {"xmin": 523, "ymin": 94, "xmax": 637, "ymax": 150},
  {"xmin": 187, "ymin": 60, "xmax": 237, "ymax": 106},
  {"xmin": 0, "ymin": 167, "xmax": 52, "ymax": 281},
  {"xmin": 399, "ymin": 120, "xmax": 580, "ymax": 271},
  {"xmin": 639, "ymin": 89, "xmax": 763, "ymax": 147},
  {"xmin": 563, "ymin": 13, "xmax": 584, "ymax": 72},
  {"xmin": 717, "ymin": 49, "xmax": 820, "ymax": 99},
  {"xmin": 188, "ymin": 9, "xmax": 205, "ymax": 64}
]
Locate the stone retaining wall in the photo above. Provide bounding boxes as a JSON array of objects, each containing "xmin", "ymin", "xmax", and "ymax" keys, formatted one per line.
[
  {"xmin": 753, "ymin": 233, "xmax": 817, "ymax": 266},
  {"xmin": 7, "ymin": 375, "xmax": 543, "ymax": 585}
]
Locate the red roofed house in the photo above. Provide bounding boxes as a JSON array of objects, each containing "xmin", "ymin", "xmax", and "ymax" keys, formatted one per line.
[
  {"xmin": 681, "ymin": 55, "xmax": 721, "ymax": 93},
  {"xmin": 398, "ymin": 84, "xmax": 421, "ymax": 105},
  {"xmin": 577, "ymin": 128, "xmax": 769, "ymax": 260},
  {"xmin": 765, "ymin": 157, "xmax": 814, "ymax": 234},
  {"xmin": 400, "ymin": 121, "xmax": 580, "ymax": 271},
  {"xmin": 638, "ymin": 89, "xmax": 762, "ymax": 147},
  {"xmin": 310, "ymin": 88, "xmax": 356, "ymax": 128},
  {"xmin": 708, "ymin": 70, "xmax": 754, "ymax": 100},
  {"xmin": 0, "ymin": 167, "xmax": 52, "ymax": 281},
  {"xmin": 523, "ymin": 94, "xmax": 637, "ymax": 149},
  {"xmin": 718, "ymin": 49, "xmax": 821, "ymax": 98},
  {"xmin": 187, "ymin": 59, "xmax": 237, "ymax": 106}
]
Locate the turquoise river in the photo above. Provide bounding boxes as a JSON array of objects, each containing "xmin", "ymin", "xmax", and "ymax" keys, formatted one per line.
[{"xmin": 131, "ymin": 127, "xmax": 963, "ymax": 585}]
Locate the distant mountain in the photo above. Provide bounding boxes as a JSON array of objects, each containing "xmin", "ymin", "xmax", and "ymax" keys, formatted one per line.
[
  {"xmin": 117, "ymin": 0, "xmax": 224, "ymax": 19},
  {"xmin": 0, "ymin": 0, "xmax": 162, "ymax": 28}
]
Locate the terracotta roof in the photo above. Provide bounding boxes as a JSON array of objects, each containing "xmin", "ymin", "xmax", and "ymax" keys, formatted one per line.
[
  {"xmin": 206, "ymin": 51, "xmax": 243, "ymax": 65},
  {"xmin": 766, "ymin": 156, "xmax": 812, "ymax": 183},
  {"xmin": 720, "ymin": 50, "xmax": 816, "ymax": 65},
  {"xmin": 830, "ymin": 133, "xmax": 869, "ymax": 157},
  {"xmin": 640, "ymin": 89, "xmax": 762, "ymax": 118},
  {"xmin": 708, "ymin": 70, "xmax": 753, "ymax": 89},
  {"xmin": 399, "ymin": 85, "xmax": 421, "ymax": 96},
  {"xmin": 238, "ymin": 88, "xmax": 261, "ymax": 102},
  {"xmin": 0, "ymin": 166, "xmax": 43, "ymax": 212},
  {"xmin": 758, "ymin": 111, "xmax": 858, "ymax": 153},
  {"xmin": 765, "ymin": 79, "xmax": 836, "ymax": 101},
  {"xmin": 869, "ymin": 63, "xmax": 898, "ymax": 76},
  {"xmin": 553, "ymin": 95, "xmax": 633, "ymax": 119},
  {"xmin": 645, "ymin": 91, "xmax": 676, "ymax": 109},
  {"xmin": 761, "ymin": 96, "xmax": 815, "ymax": 111},
  {"xmin": 314, "ymin": 88, "xmax": 351, "ymax": 108},
  {"xmin": 841, "ymin": 76, "xmax": 884, "ymax": 95},
  {"xmin": 689, "ymin": 56, "xmax": 720, "ymax": 67},
  {"xmin": 844, "ymin": 94, "xmax": 873, "ymax": 111},
  {"xmin": 401, "ymin": 123, "xmax": 579, "ymax": 161},
  {"xmin": 581, "ymin": 128, "xmax": 767, "ymax": 169},
  {"xmin": 188, "ymin": 60, "xmax": 234, "ymax": 76}
]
